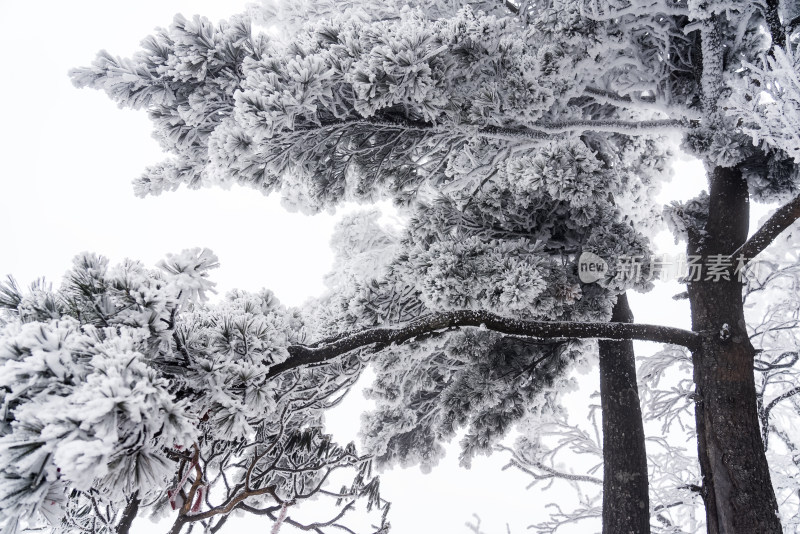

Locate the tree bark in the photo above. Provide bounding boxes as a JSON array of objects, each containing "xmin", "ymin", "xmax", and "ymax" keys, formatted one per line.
[
  {"xmin": 115, "ymin": 492, "xmax": 139, "ymax": 534},
  {"xmin": 687, "ymin": 166, "xmax": 782, "ymax": 533},
  {"xmin": 599, "ymin": 293, "xmax": 650, "ymax": 534},
  {"xmin": 269, "ymin": 310, "xmax": 698, "ymax": 379}
]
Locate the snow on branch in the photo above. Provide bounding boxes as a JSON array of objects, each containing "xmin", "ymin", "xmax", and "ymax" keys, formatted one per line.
[
  {"xmin": 268, "ymin": 311, "xmax": 699, "ymax": 378},
  {"xmin": 293, "ymin": 116, "xmax": 688, "ymax": 144},
  {"xmin": 732, "ymin": 192, "xmax": 800, "ymax": 264},
  {"xmin": 579, "ymin": 0, "xmax": 690, "ymax": 20},
  {"xmin": 523, "ymin": 118, "xmax": 688, "ymax": 136}
]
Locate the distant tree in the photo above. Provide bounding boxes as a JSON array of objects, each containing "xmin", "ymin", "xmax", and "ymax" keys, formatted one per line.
[{"xmin": 2, "ymin": 0, "xmax": 795, "ymax": 532}]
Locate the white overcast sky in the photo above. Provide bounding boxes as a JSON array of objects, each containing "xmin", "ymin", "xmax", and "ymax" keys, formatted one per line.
[{"xmin": 0, "ymin": 1, "xmax": 779, "ymax": 533}]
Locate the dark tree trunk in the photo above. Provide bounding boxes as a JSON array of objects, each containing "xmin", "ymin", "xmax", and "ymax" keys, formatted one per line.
[
  {"xmin": 599, "ymin": 293, "xmax": 650, "ymax": 534},
  {"xmin": 686, "ymin": 166, "xmax": 782, "ymax": 533},
  {"xmin": 115, "ymin": 492, "xmax": 140, "ymax": 534}
]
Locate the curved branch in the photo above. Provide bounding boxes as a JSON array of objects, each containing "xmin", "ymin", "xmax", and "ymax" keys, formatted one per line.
[
  {"xmin": 180, "ymin": 484, "xmax": 279, "ymax": 523},
  {"xmin": 732, "ymin": 192, "xmax": 800, "ymax": 264},
  {"xmin": 764, "ymin": 386, "xmax": 800, "ymax": 423},
  {"xmin": 239, "ymin": 500, "xmax": 358, "ymax": 532},
  {"xmin": 267, "ymin": 310, "xmax": 699, "ymax": 379}
]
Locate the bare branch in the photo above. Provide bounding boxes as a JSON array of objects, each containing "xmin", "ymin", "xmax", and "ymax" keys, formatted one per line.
[
  {"xmin": 179, "ymin": 484, "xmax": 280, "ymax": 523},
  {"xmin": 503, "ymin": 458, "xmax": 603, "ymax": 486},
  {"xmin": 732, "ymin": 193, "xmax": 800, "ymax": 264},
  {"xmin": 267, "ymin": 310, "xmax": 699, "ymax": 379}
]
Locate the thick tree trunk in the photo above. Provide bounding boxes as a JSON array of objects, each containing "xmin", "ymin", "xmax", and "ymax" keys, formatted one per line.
[
  {"xmin": 599, "ymin": 293, "xmax": 650, "ymax": 534},
  {"xmin": 687, "ymin": 166, "xmax": 781, "ymax": 533}
]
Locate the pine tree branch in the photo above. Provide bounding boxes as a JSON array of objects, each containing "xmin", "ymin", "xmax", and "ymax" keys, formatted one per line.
[
  {"xmin": 267, "ymin": 311, "xmax": 699, "ymax": 379},
  {"xmin": 765, "ymin": 0, "xmax": 785, "ymax": 49},
  {"xmin": 290, "ymin": 116, "xmax": 687, "ymax": 144},
  {"xmin": 523, "ymin": 118, "xmax": 688, "ymax": 135},
  {"xmin": 114, "ymin": 492, "xmax": 140, "ymax": 534},
  {"xmin": 731, "ymin": 192, "xmax": 800, "ymax": 264},
  {"xmin": 584, "ymin": 86, "xmax": 655, "ymax": 105}
]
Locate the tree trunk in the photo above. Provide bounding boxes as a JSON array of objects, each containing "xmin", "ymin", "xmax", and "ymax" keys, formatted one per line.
[
  {"xmin": 599, "ymin": 293, "xmax": 650, "ymax": 534},
  {"xmin": 686, "ymin": 165, "xmax": 782, "ymax": 533}
]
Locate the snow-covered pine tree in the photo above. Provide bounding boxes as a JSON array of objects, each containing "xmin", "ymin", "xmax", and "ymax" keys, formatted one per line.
[
  {"xmin": 304, "ymin": 128, "xmax": 667, "ymax": 532},
  {"xmin": 0, "ymin": 251, "xmax": 388, "ymax": 534},
  {"xmin": 64, "ymin": 0, "xmax": 800, "ymax": 532}
]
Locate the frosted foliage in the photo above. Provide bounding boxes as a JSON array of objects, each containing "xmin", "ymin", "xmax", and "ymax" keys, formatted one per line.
[
  {"xmin": 234, "ymin": 9, "xmax": 552, "ymax": 132},
  {"xmin": 0, "ymin": 253, "xmax": 381, "ymax": 534},
  {"xmin": 407, "ymin": 237, "xmax": 556, "ymax": 314},
  {"xmin": 0, "ymin": 252, "xmax": 212, "ymax": 528},
  {"xmin": 360, "ymin": 331, "xmax": 588, "ymax": 470},
  {"xmin": 229, "ymin": 7, "xmax": 563, "ymax": 209},
  {"xmin": 249, "ymin": 0, "xmax": 514, "ymax": 36},
  {"xmin": 391, "ymin": 139, "xmax": 663, "ymax": 302},
  {"xmin": 70, "ymin": 14, "xmax": 271, "ymax": 197},
  {"xmin": 741, "ymin": 149, "xmax": 800, "ymax": 203},
  {"xmin": 350, "ymin": 266, "xmax": 613, "ymax": 470},
  {"xmin": 726, "ymin": 43, "xmax": 800, "ymax": 201},
  {"xmin": 662, "ymin": 192, "xmax": 710, "ymax": 244},
  {"xmin": 729, "ymin": 44, "xmax": 800, "ymax": 162},
  {"xmin": 158, "ymin": 247, "xmax": 220, "ymax": 303},
  {"xmin": 393, "ymin": 136, "xmax": 662, "ymax": 301},
  {"xmin": 324, "ymin": 210, "xmax": 399, "ymax": 290},
  {"xmin": 71, "ymin": 3, "xmax": 688, "ymax": 212},
  {"xmin": 585, "ymin": 221, "xmax": 656, "ymax": 292},
  {"xmin": 0, "ymin": 320, "xmax": 196, "ymax": 527},
  {"xmin": 172, "ymin": 290, "xmax": 295, "ymax": 441},
  {"xmin": 506, "ymin": 142, "xmax": 602, "ymax": 206}
]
